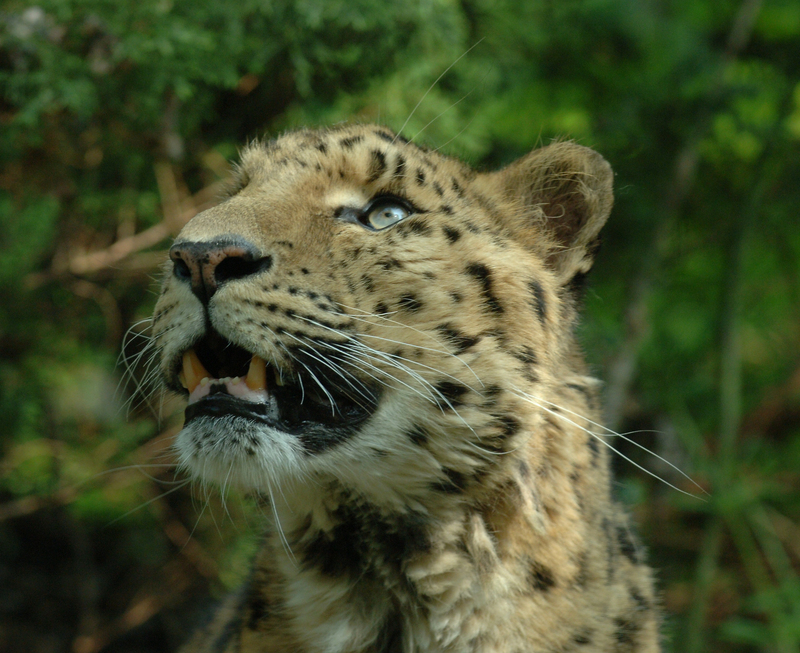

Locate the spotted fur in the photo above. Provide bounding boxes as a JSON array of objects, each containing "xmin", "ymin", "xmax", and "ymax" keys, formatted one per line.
[{"xmin": 153, "ymin": 125, "xmax": 660, "ymax": 652}]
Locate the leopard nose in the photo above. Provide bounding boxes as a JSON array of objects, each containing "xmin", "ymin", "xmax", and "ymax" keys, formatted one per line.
[{"xmin": 168, "ymin": 239, "xmax": 273, "ymax": 304}]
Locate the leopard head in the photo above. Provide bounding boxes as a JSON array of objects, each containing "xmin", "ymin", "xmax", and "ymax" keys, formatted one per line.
[{"xmin": 151, "ymin": 125, "xmax": 612, "ymax": 507}]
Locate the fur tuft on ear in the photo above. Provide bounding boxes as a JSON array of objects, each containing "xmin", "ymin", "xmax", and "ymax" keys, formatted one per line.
[{"xmin": 486, "ymin": 142, "xmax": 613, "ymax": 286}]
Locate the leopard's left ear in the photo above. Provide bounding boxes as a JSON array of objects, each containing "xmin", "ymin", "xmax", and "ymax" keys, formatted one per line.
[{"xmin": 484, "ymin": 141, "xmax": 613, "ymax": 286}]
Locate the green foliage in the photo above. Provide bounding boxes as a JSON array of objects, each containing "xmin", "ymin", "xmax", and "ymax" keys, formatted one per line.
[
  {"xmin": 0, "ymin": 194, "xmax": 59, "ymax": 283},
  {"xmin": 1, "ymin": 0, "xmax": 799, "ymax": 651}
]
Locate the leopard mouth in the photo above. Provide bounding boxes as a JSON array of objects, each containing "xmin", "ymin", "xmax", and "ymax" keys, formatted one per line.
[{"xmin": 176, "ymin": 331, "xmax": 378, "ymax": 441}]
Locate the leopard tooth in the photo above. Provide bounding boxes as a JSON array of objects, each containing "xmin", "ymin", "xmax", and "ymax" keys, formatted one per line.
[
  {"xmin": 274, "ymin": 367, "xmax": 285, "ymax": 386},
  {"xmin": 182, "ymin": 349, "xmax": 210, "ymax": 393},
  {"xmin": 246, "ymin": 355, "xmax": 267, "ymax": 391}
]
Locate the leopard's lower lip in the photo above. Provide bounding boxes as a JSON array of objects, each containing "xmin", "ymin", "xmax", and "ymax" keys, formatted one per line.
[
  {"xmin": 180, "ymin": 357, "xmax": 379, "ymax": 437},
  {"xmin": 184, "ymin": 385, "xmax": 376, "ymax": 438},
  {"xmin": 185, "ymin": 392, "xmax": 278, "ymax": 425}
]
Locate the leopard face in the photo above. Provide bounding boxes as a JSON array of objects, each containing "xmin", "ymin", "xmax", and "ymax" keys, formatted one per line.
[{"xmin": 152, "ymin": 125, "xmax": 612, "ymax": 508}]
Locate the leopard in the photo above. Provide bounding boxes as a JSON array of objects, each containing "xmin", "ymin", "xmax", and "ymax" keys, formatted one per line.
[{"xmin": 150, "ymin": 123, "xmax": 660, "ymax": 652}]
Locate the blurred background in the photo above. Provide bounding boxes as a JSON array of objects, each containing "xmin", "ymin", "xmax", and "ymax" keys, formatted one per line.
[{"xmin": 1, "ymin": 0, "xmax": 799, "ymax": 651}]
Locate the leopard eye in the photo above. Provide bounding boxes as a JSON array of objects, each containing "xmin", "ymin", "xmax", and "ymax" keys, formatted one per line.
[{"xmin": 361, "ymin": 198, "xmax": 412, "ymax": 230}]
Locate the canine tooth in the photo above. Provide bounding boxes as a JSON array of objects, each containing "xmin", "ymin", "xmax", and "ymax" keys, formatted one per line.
[
  {"xmin": 182, "ymin": 350, "xmax": 209, "ymax": 393},
  {"xmin": 179, "ymin": 370, "xmax": 187, "ymax": 389},
  {"xmin": 201, "ymin": 377, "xmax": 210, "ymax": 386},
  {"xmin": 274, "ymin": 368, "xmax": 285, "ymax": 386},
  {"xmin": 246, "ymin": 356, "xmax": 267, "ymax": 391}
]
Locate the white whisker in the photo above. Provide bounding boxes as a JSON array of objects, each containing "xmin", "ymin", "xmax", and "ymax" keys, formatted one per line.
[
  {"xmin": 266, "ymin": 480, "xmax": 296, "ymax": 566},
  {"xmin": 412, "ymin": 86, "xmax": 476, "ymax": 144},
  {"xmin": 512, "ymin": 387, "xmax": 705, "ymax": 500},
  {"xmin": 104, "ymin": 478, "xmax": 192, "ymax": 527},
  {"xmin": 295, "ymin": 313, "xmax": 482, "ymax": 389},
  {"xmin": 393, "ymin": 39, "xmax": 484, "ymax": 143},
  {"xmin": 535, "ymin": 393, "xmax": 708, "ymax": 496}
]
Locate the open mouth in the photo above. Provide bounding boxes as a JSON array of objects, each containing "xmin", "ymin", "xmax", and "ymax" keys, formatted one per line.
[{"xmin": 177, "ymin": 330, "xmax": 378, "ymax": 437}]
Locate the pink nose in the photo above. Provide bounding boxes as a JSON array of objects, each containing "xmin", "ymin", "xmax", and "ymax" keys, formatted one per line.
[{"xmin": 168, "ymin": 239, "xmax": 272, "ymax": 303}]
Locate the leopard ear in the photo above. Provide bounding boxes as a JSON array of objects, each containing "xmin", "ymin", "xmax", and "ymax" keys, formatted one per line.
[{"xmin": 487, "ymin": 142, "xmax": 613, "ymax": 286}]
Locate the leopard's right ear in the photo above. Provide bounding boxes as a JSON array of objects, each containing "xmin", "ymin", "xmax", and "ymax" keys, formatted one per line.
[{"xmin": 483, "ymin": 142, "xmax": 614, "ymax": 287}]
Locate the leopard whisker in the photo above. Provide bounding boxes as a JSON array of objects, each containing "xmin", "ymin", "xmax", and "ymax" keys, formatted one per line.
[
  {"xmin": 280, "ymin": 332, "xmax": 372, "ymax": 410},
  {"xmin": 104, "ymin": 478, "xmax": 193, "ymax": 527},
  {"xmin": 299, "ymin": 362, "xmax": 338, "ymax": 413},
  {"xmin": 468, "ymin": 441, "xmax": 519, "ymax": 458},
  {"xmin": 219, "ymin": 461, "xmax": 237, "ymax": 529},
  {"xmin": 266, "ymin": 479, "xmax": 296, "ymax": 566},
  {"xmin": 336, "ymin": 304, "xmax": 483, "ymax": 378},
  {"xmin": 350, "ymin": 342, "xmax": 457, "ymax": 409},
  {"xmin": 279, "ymin": 342, "xmax": 309, "ymax": 405},
  {"xmin": 433, "ymin": 116, "xmax": 477, "ymax": 152},
  {"xmin": 118, "ymin": 320, "xmax": 183, "ymax": 418},
  {"xmin": 316, "ymin": 351, "xmax": 396, "ymax": 409},
  {"xmin": 325, "ymin": 342, "xmax": 433, "ymax": 405},
  {"xmin": 393, "ymin": 39, "xmax": 483, "ymax": 143},
  {"xmin": 359, "ymin": 330, "xmax": 482, "ymax": 387},
  {"xmin": 512, "ymin": 387, "xmax": 705, "ymax": 500},
  {"xmin": 334, "ymin": 303, "xmax": 451, "ymax": 346},
  {"xmin": 295, "ymin": 343, "xmax": 377, "ymax": 406},
  {"xmin": 348, "ymin": 342, "xmax": 480, "ymax": 437},
  {"xmin": 296, "ymin": 314, "xmax": 482, "ymax": 392},
  {"xmin": 84, "ymin": 463, "xmax": 180, "ymax": 485},
  {"xmin": 411, "ymin": 85, "xmax": 476, "ymax": 145},
  {"xmin": 319, "ymin": 333, "xmax": 478, "ymax": 435},
  {"xmin": 532, "ymin": 392, "xmax": 708, "ymax": 497},
  {"xmin": 289, "ymin": 316, "xmax": 451, "ymax": 405},
  {"xmin": 118, "ymin": 329, "xmax": 157, "ymax": 399},
  {"xmin": 186, "ymin": 483, "xmax": 212, "ymax": 544},
  {"xmin": 198, "ymin": 463, "xmax": 224, "ymax": 539}
]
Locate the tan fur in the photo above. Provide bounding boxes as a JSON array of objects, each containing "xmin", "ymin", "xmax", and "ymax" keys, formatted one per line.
[{"xmin": 153, "ymin": 125, "xmax": 660, "ymax": 652}]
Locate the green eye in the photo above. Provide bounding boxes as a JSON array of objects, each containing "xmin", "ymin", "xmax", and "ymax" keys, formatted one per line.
[{"xmin": 362, "ymin": 198, "xmax": 412, "ymax": 230}]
